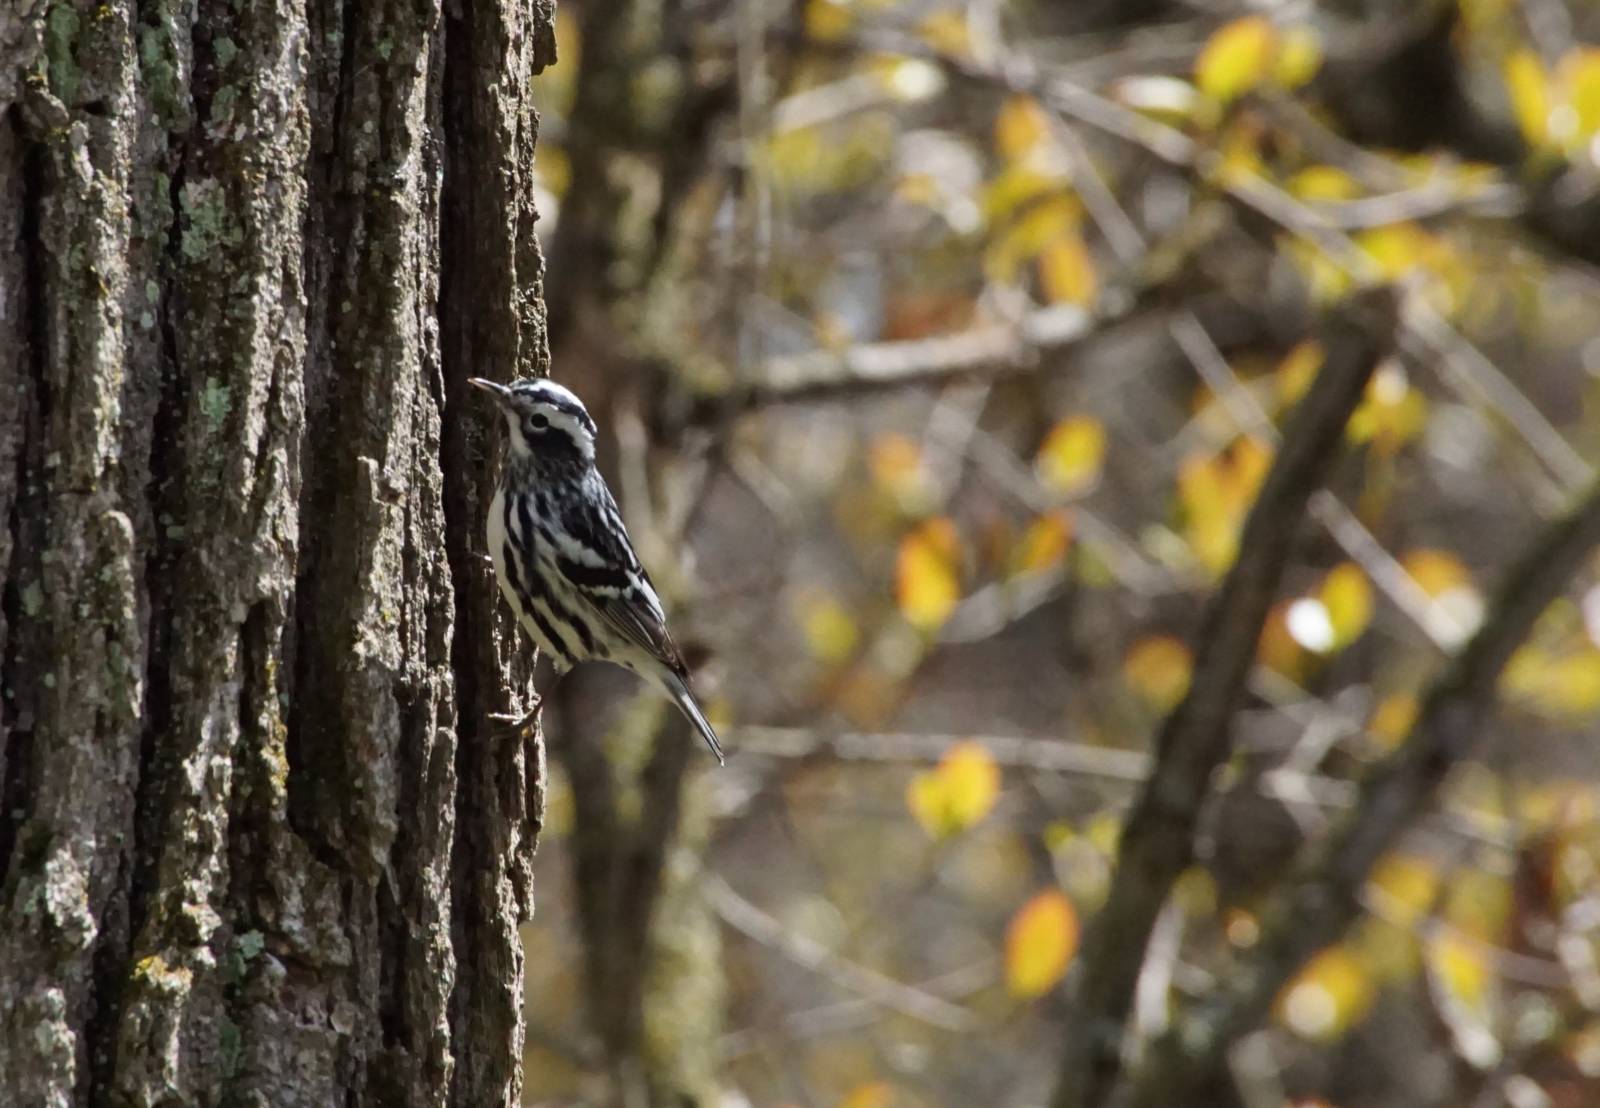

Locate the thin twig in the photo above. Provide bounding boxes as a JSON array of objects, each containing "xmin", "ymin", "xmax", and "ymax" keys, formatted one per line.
[
  {"xmin": 729, "ymin": 724, "xmax": 1150, "ymax": 781},
  {"xmin": 703, "ymin": 873, "xmax": 980, "ymax": 1032},
  {"xmin": 754, "ymin": 300, "xmax": 1130, "ymax": 401}
]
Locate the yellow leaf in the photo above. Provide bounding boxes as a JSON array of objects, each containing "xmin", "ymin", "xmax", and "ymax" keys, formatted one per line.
[
  {"xmin": 896, "ymin": 519, "xmax": 962, "ymax": 631},
  {"xmin": 1544, "ymin": 648, "xmax": 1600, "ymax": 715},
  {"xmin": 1368, "ymin": 693, "xmax": 1419, "ymax": 750},
  {"xmin": 1565, "ymin": 48, "xmax": 1600, "ymax": 141},
  {"xmin": 1274, "ymin": 26, "xmax": 1323, "ymax": 89},
  {"xmin": 1037, "ymin": 234, "xmax": 1098, "ymax": 306},
  {"xmin": 805, "ymin": 0, "xmax": 854, "ymax": 43},
  {"xmin": 1012, "ymin": 511, "xmax": 1075, "ymax": 576},
  {"xmin": 1174, "ymin": 867, "xmax": 1218, "ymax": 918},
  {"xmin": 1320, "ymin": 562, "xmax": 1374, "ymax": 649},
  {"xmin": 1367, "ymin": 854, "xmax": 1440, "ymax": 927},
  {"xmin": 1348, "ymin": 363, "xmax": 1428, "ymax": 452},
  {"xmin": 1035, "ymin": 415, "xmax": 1106, "ymax": 496},
  {"xmin": 985, "ymin": 195, "xmax": 1081, "ymax": 283},
  {"xmin": 996, "ymin": 95, "xmax": 1052, "ymax": 160},
  {"xmin": 1178, "ymin": 437, "xmax": 1273, "ymax": 576},
  {"xmin": 1215, "ymin": 115, "xmax": 1267, "ymax": 183},
  {"xmin": 1503, "ymin": 644, "xmax": 1600, "ymax": 718},
  {"xmin": 1505, "ymin": 48, "xmax": 1552, "ymax": 149},
  {"xmin": 1356, "ymin": 223, "xmax": 1449, "ymax": 281},
  {"xmin": 1005, "ymin": 890, "xmax": 1079, "ymax": 999},
  {"xmin": 1123, "ymin": 635, "xmax": 1193, "ymax": 712},
  {"xmin": 1276, "ymin": 944, "xmax": 1376, "ymax": 1042},
  {"xmin": 1085, "ymin": 812, "xmax": 1122, "ymax": 855},
  {"xmin": 940, "ymin": 741, "xmax": 1000, "ymax": 827},
  {"xmin": 906, "ymin": 740, "xmax": 1001, "ymax": 838},
  {"xmin": 1288, "ymin": 165, "xmax": 1361, "ymax": 203},
  {"xmin": 1275, "ymin": 340, "xmax": 1325, "ymax": 409},
  {"xmin": 796, "ymin": 591, "xmax": 860, "ymax": 665},
  {"xmin": 1425, "ymin": 932, "xmax": 1494, "ymax": 1014},
  {"xmin": 981, "ymin": 164, "xmax": 1069, "ymax": 224},
  {"xmin": 1285, "ymin": 235, "xmax": 1356, "ymax": 305},
  {"xmin": 918, "ymin": 10, "xmax": 971, "ymax": 58},
  {"xmin": 1357, "ymin": 916, "xmax": 1422, "ymax": 987},
  {"xmin": 1195, "ymin": 17, "xmax": 1276, "ymax": 105},
  {"xmin": 838, "ymin": 1082, "xmax": 895, "ymax": 1108}
]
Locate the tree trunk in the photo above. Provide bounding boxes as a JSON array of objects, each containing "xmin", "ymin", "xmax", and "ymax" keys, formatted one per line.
[{"xmin": 0, "ymin": 0, "xmax": 555, "ymax": 1103}]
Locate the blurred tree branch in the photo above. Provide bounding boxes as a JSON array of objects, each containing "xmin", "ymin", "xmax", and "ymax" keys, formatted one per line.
[
  {"xmin": 822, "ymin": 24, "xmax": 1593, "ymax": 495},
  {"xmin": 1050, "ymin": 285, "xmax": 1401, "ymax": 1108},
  {"xmin": 1317, "ymin": 2, "xmax": 1600, "ymax": 271},
  {"xmin": 1122, "ymin": 478, "xmax": 1600, "ymax": 1108}
]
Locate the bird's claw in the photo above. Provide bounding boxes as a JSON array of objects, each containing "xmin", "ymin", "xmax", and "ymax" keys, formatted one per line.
[{"xmin": 488, "ymin": 704, "xmax": 541, "ymax": 739}]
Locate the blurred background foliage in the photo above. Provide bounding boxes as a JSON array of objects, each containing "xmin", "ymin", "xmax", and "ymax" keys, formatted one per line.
[{"xmin": 515, "ymin": 1, "xmax": 1600, "ymax": 1105}]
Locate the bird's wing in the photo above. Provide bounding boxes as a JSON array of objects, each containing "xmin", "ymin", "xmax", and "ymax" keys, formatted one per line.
[
  {"xmin": 552, "ymin": 475, "xmax": 689, "ymax": 674},
  {"xmin": 595, "ymin": 582, "xmax": 687, "ymax": 672}
]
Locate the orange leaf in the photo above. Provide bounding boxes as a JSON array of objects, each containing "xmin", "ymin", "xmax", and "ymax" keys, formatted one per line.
[
  {"xmin": 1006, "ymin": 889, "xmax": 1079, "ymax": 999},
  {"xmin": 804, "ymin": 0, "xmax": 854, "ymax": 43},
  {"xmin": 838, "ymin": 1082, "xmax": 895, "ymax": 1108},
  {"xmin": 1401, "ymin": 549, "xmax": 1471, "ymax": 596},
  {"xmin": 1012, "ymin": 511, "xmax": 1075, "ymax": 576}
]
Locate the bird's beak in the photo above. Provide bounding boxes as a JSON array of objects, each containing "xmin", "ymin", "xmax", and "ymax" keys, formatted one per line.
[{"xmin": 469, "ymin": 377, "xmax": 508, "ymax": 398}]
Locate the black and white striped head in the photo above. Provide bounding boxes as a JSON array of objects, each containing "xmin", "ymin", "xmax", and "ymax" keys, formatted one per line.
[{"xmin": 470, "ymin": 377, "xmax": 598, "ymax": 467}]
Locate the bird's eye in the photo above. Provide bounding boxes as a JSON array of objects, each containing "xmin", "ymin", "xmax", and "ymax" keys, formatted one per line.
[{"xmin": 528, "ymin": 413, "xmax": 549, "ymax": 431}]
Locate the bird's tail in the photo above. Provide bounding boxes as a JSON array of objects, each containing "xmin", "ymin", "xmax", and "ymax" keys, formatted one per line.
[{"xmin": 663, "ymin": 672, "xmax": 725, "ymax": 765}]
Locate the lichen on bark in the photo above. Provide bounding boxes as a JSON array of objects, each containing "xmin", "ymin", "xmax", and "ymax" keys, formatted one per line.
[{"xmin": 0, "ymin": 0, "xmax": 556, "ymax": 1104}]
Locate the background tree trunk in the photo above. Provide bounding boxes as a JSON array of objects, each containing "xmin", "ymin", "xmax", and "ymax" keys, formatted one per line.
[{"xmin": 0, "ymin": 0, "xmax": 555, "ymax": 1103}]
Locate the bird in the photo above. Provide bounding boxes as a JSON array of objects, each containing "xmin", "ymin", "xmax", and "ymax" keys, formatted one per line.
[{"xmin": 469, "ymin": 375, "xmax": 725, "ymax": 764}]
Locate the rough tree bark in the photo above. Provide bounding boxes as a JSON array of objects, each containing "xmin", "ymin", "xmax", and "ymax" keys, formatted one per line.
[{"xmin": 0, "ymin": 0, "xmax": 555, "ymax": 1103}]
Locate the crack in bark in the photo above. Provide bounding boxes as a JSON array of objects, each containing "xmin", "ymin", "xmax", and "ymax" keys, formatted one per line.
[{"xmin": 0, "ymin": 106, "xmax": 46, "ymax": 880}]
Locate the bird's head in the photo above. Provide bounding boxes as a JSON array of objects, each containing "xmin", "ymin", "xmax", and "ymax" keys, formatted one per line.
[{"xmin": 470, "ymin": 377, "xmax": 598, "ymax": 467}]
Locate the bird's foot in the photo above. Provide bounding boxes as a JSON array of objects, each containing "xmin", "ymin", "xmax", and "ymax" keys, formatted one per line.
[{"xmin": 489, "ymin": 702, "xmax": 542, "ymax": 739}]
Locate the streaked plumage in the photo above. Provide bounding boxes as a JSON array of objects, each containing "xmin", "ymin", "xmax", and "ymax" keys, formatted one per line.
[{"xmin": 472, "ymin": 376, "xmax": 725, "ymax": 763}]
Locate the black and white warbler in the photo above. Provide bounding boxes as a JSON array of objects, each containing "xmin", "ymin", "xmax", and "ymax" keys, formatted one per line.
[{"xmin": 470, "ymin": 376, "xmax": 725, "ymax": 764}]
